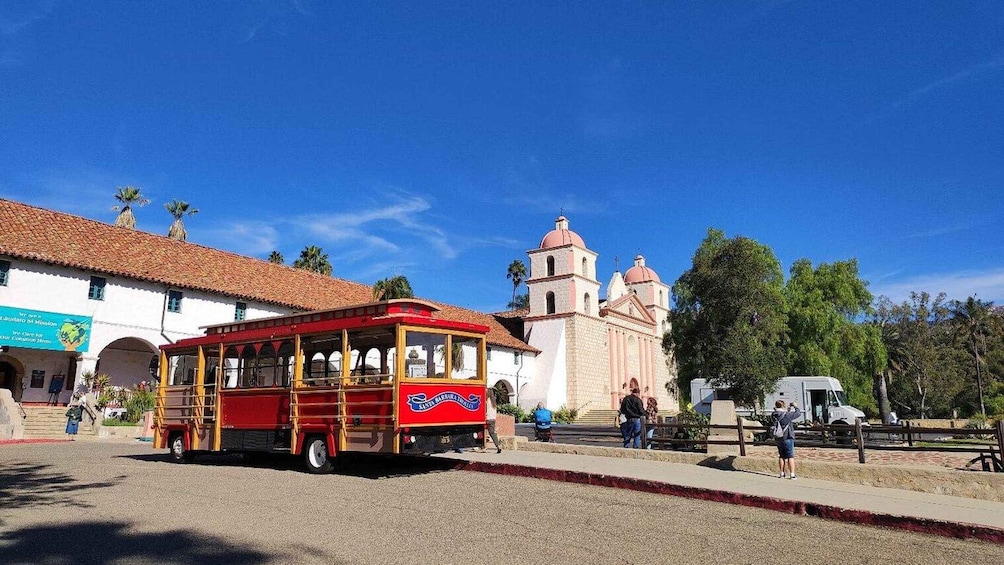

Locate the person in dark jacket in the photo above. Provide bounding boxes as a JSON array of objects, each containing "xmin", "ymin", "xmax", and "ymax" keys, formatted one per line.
[
  {"xmin": 619, "ymin": 388, "xmax": 646, "ymax": 448},
  {"xmin": 771, "ymin": 399, "xmax": 804, "ymax": 479},
  {"xmin": 65, "ymin": 402, "xmax": 84, "ymax": 441}
]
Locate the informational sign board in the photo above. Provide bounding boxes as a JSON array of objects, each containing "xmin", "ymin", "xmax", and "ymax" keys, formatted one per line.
[
  {"xmin": 0, "ymin": 306, "xmax": 92, "ymax": 352},
  {"xmin": 48, "ymin": 375, "xmax": 65, "ymax": 394}
]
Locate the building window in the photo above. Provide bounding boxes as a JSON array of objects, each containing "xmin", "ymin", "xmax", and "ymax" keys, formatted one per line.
[
  {"xmin": 582, "ymin": 257, "xmax": 588, "ymax": 277},
  {"xmin": 546, "ymin": 256, "xmax": 555, "ymax": 277},
  {"xmin": 235, "ymin": 301, "xmax": 247, "ymax": 321},
  {"xmin": 546, "ymin": 291, "xmax": 556, "ymax": 315},
  {"xmin": 487, "ymin": 347, "xmax": 492, "ymax": 361},
  {"xmin": 0, "ymin": 260, "xmax": 9, "ymax": 286},
  {"xmin": 167, "ymin": 290, "xmax": 183, "ymax": 313},
  {"xmin": 513, "ymin": 351, "xmax": 519, "ymax": 365},
  {"xmin": 88, "ymin": 276, "xmax": 106, "ymax": 301},
  {"xmin": 584, "ymin": 292, "xmax": 591, "ymax": 315}
]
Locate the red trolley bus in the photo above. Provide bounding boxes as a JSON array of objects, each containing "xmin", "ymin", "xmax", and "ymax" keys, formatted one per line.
[{"xmin": 154, "ymin": 299, "xmax": 488, "ymax": 473}]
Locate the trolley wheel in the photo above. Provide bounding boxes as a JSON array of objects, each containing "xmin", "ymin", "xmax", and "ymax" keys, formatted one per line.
[
  {"xmin": 168, "ymin": 433, "xmax": 194, "ymax": 463},
  {"xmin": 303, "ymin": 436, "xmax": 334, "ymax": 474}
]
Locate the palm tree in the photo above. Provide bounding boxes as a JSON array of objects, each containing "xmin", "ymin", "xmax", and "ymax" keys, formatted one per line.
[
  {"xmin": 506, "ymin": 259, "xmax": 528, "ymax": 309},
  {"xmin": 292, "ymin": 245, "xmax": 332, "ymax": 276},
  {"xmin": 950, "ymin": 296, "xmax": 995, "ymax": 417},
  {"xmin": 111, "ymin": 185, "xmax": 150, "ymax": 229},
  {"xmin": 268, "ymin": 251, "xmax": 284, "ymax": 264},
  {"xmin": 372, "ymin": 275, "xmax": 414, "ymax": 300},
  {"xmin": 164, "ymin": 200, "xmax": 198, "ymax": 241}
]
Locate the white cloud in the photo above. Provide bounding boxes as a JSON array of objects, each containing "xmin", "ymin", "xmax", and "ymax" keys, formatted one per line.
[
  {"xmin": 195, "ymin": 223, "xmax": 278, "ymax": 256},
  {"xmin": 888, "ymin": 57, "xmax": 1004, "ymax": 110},
  {"xmin": 870, "ymin": 268, "xmax": 1004, "ymax": 304}
]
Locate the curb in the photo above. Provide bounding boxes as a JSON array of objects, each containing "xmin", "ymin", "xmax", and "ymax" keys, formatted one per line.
[
  {"xmin": 454, "ymin": 459, "xmax": 1004, "ymax": 545},
  {"xmin": 0, "ymin": 439, "xmax": 70, "ymax": 445}
]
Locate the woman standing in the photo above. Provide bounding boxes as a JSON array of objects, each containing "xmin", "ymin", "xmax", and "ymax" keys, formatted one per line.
[
  {"xmin": 645, "ymin": 397, "xmax": 659, "ymax": 449},
  {"xmin": 65, "ymin": 400, "xmax": 84, "ymax": 441}
]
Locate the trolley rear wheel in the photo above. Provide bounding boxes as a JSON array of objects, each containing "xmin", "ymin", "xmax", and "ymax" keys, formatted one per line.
[{"xmin": 303, "ymin": 436, "xmax": 334, "ymax": 474}]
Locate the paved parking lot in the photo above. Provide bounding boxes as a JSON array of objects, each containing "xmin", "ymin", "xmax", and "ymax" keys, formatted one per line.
[{"xmin": 2, "ymin": 442, "xmax": 1002, "ymax": 564}]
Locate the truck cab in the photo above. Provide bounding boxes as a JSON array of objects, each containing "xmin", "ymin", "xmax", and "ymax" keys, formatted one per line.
[{"xmin": 691, "ymin": 376, "xmax": 866, "ymax": 425}]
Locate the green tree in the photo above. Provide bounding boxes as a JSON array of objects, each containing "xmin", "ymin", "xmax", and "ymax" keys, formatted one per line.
[
  {"xmin": 372, "ymin": 275, "xmax": 414, "ymax": 300},
  {"xmin": 507, "ymin": 293, "xmax": 529, "ymax": 310},
  {"xmin": 268, "ymin": 251, "xmax": 284, "ymax": 264},
  {"xmin": 506, "ymin": 259, "xmax": 528, "ymax": 309},
  {"xmin": 164, "ymin": 200, "xmax": 198, "ymax": 241},
  {"xmin": 878, "ymin": 292, "xmax": 961, "ymax": 418},
  {"xmin": 784, "ymin": 259, "xmax": 885, "ymax": 417},
  {"xmin": 949, "ymin": 296, "xmax": 997, "ymax": 417},
  {"xmin": 292, "ymin": 245, "xmax": 332, "ymax": 276},
  {"xmin": 111, "ymin": 185, "xmax": 150, "ymax": 229},
  {"xmin": 666, "ymin": 228, "xmax": 787, "ymax": 408}
]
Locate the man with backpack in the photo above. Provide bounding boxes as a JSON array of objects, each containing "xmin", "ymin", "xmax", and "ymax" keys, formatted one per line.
[{"xmin": 771, "ymin": 399, "xmax": 804, "ymax": 479}]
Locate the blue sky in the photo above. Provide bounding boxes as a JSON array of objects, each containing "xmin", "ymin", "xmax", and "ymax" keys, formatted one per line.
[{"xmin": 2, "ymin": 1, "xmax": 1003, "ymax": 312}]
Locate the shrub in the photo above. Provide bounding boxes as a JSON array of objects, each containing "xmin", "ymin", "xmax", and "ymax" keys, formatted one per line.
[
  {"xmin": 964, "ymin": 414, "xmax": 993, "ymax": 440},
  {"xmin": 671, "ymin": 404, "xmax": 710, "ymax": 442},
  {"xmin": 497, "ymin": 403, "xmax": 529, "ymax": 423},
  {"xmin": 124, "ymin": 388, "xmax": 156, "ymax": 423},
  {"xmin": 552, "ymin": 405, "xmax": 578, "ymax": 424}
]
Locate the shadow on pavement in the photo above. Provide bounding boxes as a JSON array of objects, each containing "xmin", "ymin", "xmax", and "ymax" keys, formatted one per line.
[
  {"xmin": 116, "ymin": 452, "xmax": 461, "ymax": 479},
  {"xmin": 696, "ymin": 455, "xmax": 776, "ymax": 477},
  {"xmin": 0, "ymin": 521, "xmax": 323, "ymax": 565},
  {"xmin": 0, "ymin": 462, "xmax": 123, "ymax": 510}
]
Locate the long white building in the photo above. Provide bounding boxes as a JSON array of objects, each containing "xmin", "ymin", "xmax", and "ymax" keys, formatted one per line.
[{"xmin": 0, "ymin": 199, "xmax": 536, "ymax": 406}]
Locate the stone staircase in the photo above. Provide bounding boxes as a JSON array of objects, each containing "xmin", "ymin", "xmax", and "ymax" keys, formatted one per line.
[
  {"xmin": 575, "ymin": 409, "xmax": 620, "ymax": 427},
  {"xmin": 22, "ymin": 406, "xmax": 96, "ymax": 439}
]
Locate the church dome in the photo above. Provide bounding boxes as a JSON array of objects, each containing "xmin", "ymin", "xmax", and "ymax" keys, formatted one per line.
[
  {"xmin": 539, "ymin": 215, "xmax": 585, "ymax": 249},
  {"xmin": 624, "ymin": 255, "xmax": 660, "ymax": 283}
]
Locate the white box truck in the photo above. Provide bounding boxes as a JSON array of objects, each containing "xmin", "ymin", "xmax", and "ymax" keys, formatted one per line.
[{"xmin": 690, "ymin": 376, "xmax": 866, "ymax": 425}]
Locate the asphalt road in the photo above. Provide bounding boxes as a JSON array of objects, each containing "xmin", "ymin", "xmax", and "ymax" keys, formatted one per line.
[{"xmin": 1, "ymin": 442, "xmax": 1000, "ymax": 565}]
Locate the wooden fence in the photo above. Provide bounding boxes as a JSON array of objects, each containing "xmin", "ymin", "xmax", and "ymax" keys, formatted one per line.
[{"xmin": 543, "ymin": 418, "xmax": 1004, "ymax": 472}]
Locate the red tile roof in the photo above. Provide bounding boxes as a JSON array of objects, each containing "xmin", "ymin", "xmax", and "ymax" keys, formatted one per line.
[{"xmin": 0, "ymin": 199, "xmax": 536, "ymax": 353}]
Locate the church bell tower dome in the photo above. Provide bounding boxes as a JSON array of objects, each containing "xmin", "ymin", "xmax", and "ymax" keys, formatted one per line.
[
  {"xmin": 624, "ymin": 255, "xmax": 660, "ymax": 283},
  {"xmin": 539, "ymin": 215, "xmax": 586, "ymax": 249}
]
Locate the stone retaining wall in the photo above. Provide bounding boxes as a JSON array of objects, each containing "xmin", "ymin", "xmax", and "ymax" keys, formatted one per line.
[{"xmin": 503, "ymin": 438, "xmax": 1004, "ymax": 502}]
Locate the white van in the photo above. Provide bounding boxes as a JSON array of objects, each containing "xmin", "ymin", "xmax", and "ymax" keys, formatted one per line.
[{"xmin": 690, "ymin": 376, "xmax": 866, "ymax": 425}]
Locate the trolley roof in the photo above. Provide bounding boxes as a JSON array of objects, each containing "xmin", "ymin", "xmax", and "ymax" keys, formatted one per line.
[{"xmin": 163, "ymin": 299, "xmax": 490, "ymax": 351}]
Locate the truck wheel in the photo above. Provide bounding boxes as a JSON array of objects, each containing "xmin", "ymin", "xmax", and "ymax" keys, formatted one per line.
[
  {"xmin": 168, "ymin": 433, "xmax": 189, "ymax": 463},
  {"xmin": 832, "ymin": 420, "xmax": 852, "ymax": 445},
  {"xmin": 303, "ymin": 436, "xmax": 334, "ymax": 474}
]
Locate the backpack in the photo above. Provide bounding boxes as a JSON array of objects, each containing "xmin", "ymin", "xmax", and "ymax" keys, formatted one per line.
[{"xmin": 771, "ymin": 417, "xmax": 786, "ymax": 439}]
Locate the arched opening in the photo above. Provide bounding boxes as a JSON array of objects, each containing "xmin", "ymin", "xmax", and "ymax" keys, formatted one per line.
[
  {"xmin": 97, "ymin": 337, "xmax": 160, "ymax": 391},
  {"xmin": 659, "ymin": 289, "xmax": 664, "ymax": 306},
  {"xmin": 546, "ymin": 256, "xmax": 555, "ymax": 277},
  {"xmin": 581, "ymin": 257, "xmax": 588, "ymax": 277},
  {"xmin": 545, "ymin": 291, "xmax": 556, "ymax": 314},
  {"xmin": 0, "ymin": 356, "xmax": 25, "ymax": 402},
  {"xmin": 257, "ymin": 342, "xmax": 277, "ymax": 387},
  {"xmin": 584, "ymin": 292, "xmax": 591, "ymax": 315},
  {"xmin": 491, "ymin": 380, "xmax": 513, "ymax": 405}
]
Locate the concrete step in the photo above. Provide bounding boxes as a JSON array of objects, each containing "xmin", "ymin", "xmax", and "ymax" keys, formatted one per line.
[
  {"xmin": 22, "ymin": 406, "xmax": 97, "ymax": 438},
  {"xmin": 576, "ymin": 409, "xmax": 620, "ymax": 425}
]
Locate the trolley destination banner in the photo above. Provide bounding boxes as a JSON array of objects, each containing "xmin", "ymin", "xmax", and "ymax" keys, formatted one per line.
[{"xmin": 0, "ymin": 306, "xmax": 92, "ymax": 353}]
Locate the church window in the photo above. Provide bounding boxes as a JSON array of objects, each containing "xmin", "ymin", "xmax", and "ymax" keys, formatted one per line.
[
  {"xmin": 513, "ymin": 351, "xmax": 520, "ymax": 365},
  {"xmin": 546, "ymin": 292, "xmax": 555, "ymax": 314},
  {"xmin": 167, "ymin": 290, "xmax": 183, "ymax": 313},
  {"xmin": 581, "ymin": 257, "xmax": 588, "ymax": 277},
  {"xmin": 546, "ymin": 256, "xmax": 555, "ymax": 277},
  {"xmin": 584, "ymin": 293, "xmax": 591, "ymax": 315},
  {"xmin": 659, "ymin": 290, "xmax": 664, "ymax": 306}
]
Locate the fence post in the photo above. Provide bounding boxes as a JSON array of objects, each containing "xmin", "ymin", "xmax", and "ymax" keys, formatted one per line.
[
  {"xmin": 736, "ymin": 416, "xmax": 746, "ymax": 457},
  {"xmin": 906, "ymin": 420, "xmax": 913, "ymax": 447},
  {"xmin": 640, "ymin": 419, "xmax": 647, "ymax": 449},
  {"xmin": 997, "ymin": 419, "xmax": 1004, "ymax": 462},
  {"xmin": 855, "ymin": 418, "xmax": 866, "ymax": 464}
]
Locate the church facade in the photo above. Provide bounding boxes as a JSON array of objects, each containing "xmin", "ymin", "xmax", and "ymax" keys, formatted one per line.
[{"xmin": 516, "ymin": 216, "xmax": 678, "ymax": 415}]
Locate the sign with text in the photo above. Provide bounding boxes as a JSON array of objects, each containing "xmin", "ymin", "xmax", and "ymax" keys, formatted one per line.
[{"xmin": 0, "ymin": 306, "xmax": 92, "ymax": 352}]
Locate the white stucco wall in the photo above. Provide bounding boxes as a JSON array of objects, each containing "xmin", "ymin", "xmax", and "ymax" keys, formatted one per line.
[
  {"xmin": 520, "ymin": 318, "xmax": 567, "ymax": 411},
  {"xmin": 0, "ymin": 259, "xmax": 288, "ymax": 404}
]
